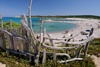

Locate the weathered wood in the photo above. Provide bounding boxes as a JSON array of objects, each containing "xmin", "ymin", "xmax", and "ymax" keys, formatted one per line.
[
  {"xmin": 27, "ymin": 0, "xmax": 39, "ymax": 63},
  {"xmin": 43, "ymin": 28, "xmax": 46, "ymax": 43},
  {"xmin": 84, "ymin": 42, "xmax": 90, "ymax": 57},
  {"xmin": 75, "ymin": 45, "xmax": 84, "ymax": 58},
  {"xmin": 42, "ymin": 47, "xmax": 46, "ymax": 63},
  {"xmin": 43, "ymin": 36, "xmax": 66, "ymax": 40},
  {"xmin": 1, "ymin": 22, "xmax": 3, "ymax": 29},
  {"xmin": 21, "ymin": 14, "xmax": 28, "ymax": 25},
  {"xmin": 42, "ymin": 28, "xmax": 94, "ymax": 64},
  {"xmin": 58, "ymin": 58, "xmax": 83, "ymax": 63},
  {"xmin": 53, "ymin": 36, "xmax": 94, "ymax": 45},
  {"xmin": 4, "ymin": 28, "xmax": 27, "ymax": 52},
  {"xmin": 3, "ymin": 29, "xmax": 12, "ymax": 36},
  {"xmin": 0, "ymin": 15, "xmax": 3, "ymax": 29},
  {"xmin": 17, "ymin": 28, "xmax": 21, "ymax": 36},
  {"xmin": 21, "ymin": 23, "xmax": 29, "ymax": 52},
  {"xmin": 0, "ymin": 32, "xmax": 6, "ymax": 50},
  {"xmin": 28, "ymin": 0, "xmax": 33, "ymax": 31},
  {"xmin": 21, "ymin": 14, "xmax": 35, "ymax": 53},
  {"xmin": 4, "ymin": 29, "xmax": 26, "ymax": 51},
  {"xmin": 28, "ymin": 0, "xmax": 35, "ymax": 55},
  {"xmin": 21, "ymin": 19, "xmax": 37, "ymax": 42},
  {"xmin": 36, "ymin": 20, "xmax": 43, "ymax": 63},
  {"xmin": 9, "ymin": 20, "xmax": 12, "ymax": 32},
  {"xmin": 5, "ymin": 31, "xmax": 14, "ymax": 50},
  {"xmin": 17, "ymin": 28, "xmax": 22, "ymax": 52},
  {"xmin": 42, "ymin": 43, "xmax": 76, "ymax": 50},
  {"xmin": 12, "ymin": 29, "xmax": 18, "ymax": 51},
  {"xmin": 66, "ymin": 43, "xmax": 69, "ymax": 54},
  {"xmin": 7, "ymin": 49, "xmax": 34, "ymax": 56},
  {"xmin": 47, "ymin": 33, "xmax": 57, "ymax": 60},
  {"xmin": 13, "ymin": 37, "xmax": 18, "ymax": 51},
  {"xmin": 21, "ymin": 18, "xmax": 40, "ymax": 64},
  {"xmin": 42, "ymin": 28, "xmax": 46, "ymax": 63},
  {"xmin": 53, "ymin": 50, "xmax": 56, "ymax": 60}
]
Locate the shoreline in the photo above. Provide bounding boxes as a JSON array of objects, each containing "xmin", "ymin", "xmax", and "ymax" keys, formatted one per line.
[{"xmin": 35, "ymin": 18, "xmax": 100, "ymax": 40}]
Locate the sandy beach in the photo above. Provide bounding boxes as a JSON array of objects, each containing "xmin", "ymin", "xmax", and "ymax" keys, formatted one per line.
[
  {"xmin": 35, "ymin": 18, "xmax": 100, "ymax": 44},
  {"xmin": 41, "ymin": 18, "xmax": 100, "ymax": 40}
]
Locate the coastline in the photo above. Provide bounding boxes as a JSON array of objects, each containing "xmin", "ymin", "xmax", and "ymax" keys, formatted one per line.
[{"xmin": 35, "ymin": 18, "xmax": 100, "ymax": 40}]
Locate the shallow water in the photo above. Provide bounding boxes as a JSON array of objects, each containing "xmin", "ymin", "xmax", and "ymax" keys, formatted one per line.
[{"xmin": 2, "ymin": 17, "xmax": 77, "ymax": 32}]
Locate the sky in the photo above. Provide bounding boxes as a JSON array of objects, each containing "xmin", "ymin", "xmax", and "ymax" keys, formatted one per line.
[{"xmin": 0, "ymin": 0, "xmax": 100, "ymax": 17}]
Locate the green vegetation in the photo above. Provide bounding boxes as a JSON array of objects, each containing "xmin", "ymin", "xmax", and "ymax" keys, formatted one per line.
[
  {"xmin": 3, "ymin": 22, "xmax": 21, "ymax": 30},
  {"xmin": 88, "ymin": 38, "xmax": 100, "ymax": 57},
  {"xmin": 0, "ymin": 49, "xmax": 95, "ymax": 67},
  {"xmin": 32, "ymin": 15, "xmax": 100, "ymax": 19},
  {"xmin": 0, "ymin": 50, "xmax": 32, "ymax": 67}
]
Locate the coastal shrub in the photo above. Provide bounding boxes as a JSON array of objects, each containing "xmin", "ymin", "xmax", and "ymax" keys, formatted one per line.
[
  {"xmin": 66, "ymin": 57, "xmax": 95, "ymax": 67},
  {"xmin": 0, "ymin": 48, "xmax": 95, "ymax": 67},
  {"xmin": 0, "ymin": 49, "xmax": 31, "ymax": 67},
  {"xmin": 2, "ymin": 22, "xmax": 21, "ymax": 30},
  {"xmin": 88, "ymin": 38, "xmax": 100, "ymax": 57}
]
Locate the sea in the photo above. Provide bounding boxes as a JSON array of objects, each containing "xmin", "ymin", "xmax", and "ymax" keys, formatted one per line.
[{"xmin": 2, "ymin": 17, "xmax": 77, "ymax": 33}]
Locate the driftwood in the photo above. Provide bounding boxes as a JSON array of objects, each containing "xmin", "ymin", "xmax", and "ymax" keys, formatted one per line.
[
  {"xmin": 42, "ymin": 29, "xmax": 94, "ymax": 64},
  {"xmin": 21, "ymin": 13, "xmax": 40, "ymax": 64},
  {"xmin": 0, "ymin": 15, "xmax": 5, "ymax": 50},
  {"xmin": 0, "ymin": 31, "xmax": 6, "ymax": 50},
  {"xmin": 0, "ymin": 0, "xmax": 39, "ymax": 64},
  {"xmin": 4, "ymin": 29, "xmax": 14, "ymax": 50},
  {"xmin": 9, "ymin": 20, "xmax": 12, "ymax": 32},
  {"xmin": 3, "ymin": 29, "xmax": 25, "ymax": 51},
  {"xmin": 58, "ymin": 58, "xmax": 83, "ymax": 64},
  {"xmin": 21, "ymin": 15, "xmax": 29, "ymax": 53},
  {"xmin": 12, "ymin": 29, "xmax": 22, "ymax": 51},
  {"xmin": 22, "ymin": 24, "xmax": 29, "ymax": 52},
  {"xmin": 0, "ymin": 15, "xmax": 3, "ymax": 29}
]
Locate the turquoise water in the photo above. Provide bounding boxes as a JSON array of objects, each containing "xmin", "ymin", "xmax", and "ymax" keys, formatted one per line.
[{"xmin": 2, "ymin": 17, "xmax": 77, "ymax": 32}]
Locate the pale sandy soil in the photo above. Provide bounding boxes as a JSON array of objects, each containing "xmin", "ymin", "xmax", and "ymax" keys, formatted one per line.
[
  {"xmin": 35, "ymin": 18, "xmax": 100, "ymax": 43},
  {"xmin": 0, "ymin": 63, "xmax": 6, "ymax": 67},
  {"xmin": 50, "ymin": 18, "xmax": 100, "ymax": 39},
  {"xmin": 91, "ymin": 55, "xmax": 100, "ymax": 67}
]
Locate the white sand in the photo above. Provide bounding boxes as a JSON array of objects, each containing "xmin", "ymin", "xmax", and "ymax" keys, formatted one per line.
[
  {"xmin": 43, "ymin": 18, "xmax": 100, "ymax": 40},
  {"xmin": 0, "ymin": 63, "xmax": 6, "ymax": 67},
  {"xmin": 91, "ymin": 55, "xmax": 100, "ymax": 67},
  {"xmin": 35, "ymin": 18, "xmax": 100, "ymax": 43}
]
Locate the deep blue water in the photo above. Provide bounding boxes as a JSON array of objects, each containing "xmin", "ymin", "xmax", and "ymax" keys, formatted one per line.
[{"xmin": 2, "ymin": 17, "xmax": 77, "ymax": 32}]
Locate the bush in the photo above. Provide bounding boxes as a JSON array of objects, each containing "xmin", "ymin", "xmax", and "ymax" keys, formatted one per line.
[
  {"xmin": 0, "ymin": 48, "xmax": 95, "ymax": 67},
  {"xmin": 2, "ymin": 22, "xmax": 21, "ymax": 30},
  {"xmin": 88, "ymin": 38, "xmax": 100, "ymax": 56}
]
